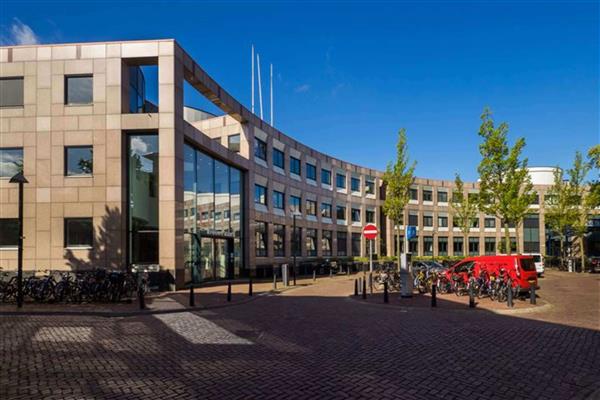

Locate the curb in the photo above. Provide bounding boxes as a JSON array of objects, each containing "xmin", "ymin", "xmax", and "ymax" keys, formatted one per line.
[{"xmin": 0, "ymin": 285, "xmax": 304, "ymax": 318}]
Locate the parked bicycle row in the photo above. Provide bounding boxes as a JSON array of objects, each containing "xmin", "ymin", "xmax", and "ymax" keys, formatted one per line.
[{"xmin": 0, "ymin": 268, "xmax": 142, "ymax": 304}]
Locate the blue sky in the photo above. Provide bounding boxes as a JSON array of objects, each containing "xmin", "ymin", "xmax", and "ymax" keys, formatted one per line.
[{"xmin": 1, "ymin": 1, "xmax": 598, "ymax": 181}]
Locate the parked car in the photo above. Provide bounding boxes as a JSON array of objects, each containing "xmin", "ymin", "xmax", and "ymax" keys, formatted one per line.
[
  {"xmin": 589, "ymin": 256, "xmax": 600, "ymax": 273},
  {"xmin": 523, "ymin": 253, "xmax": 545, "ymax": 276},
  {"xmin": 445, "ymin": 255, "xmax": 538, "ymax": 292}
]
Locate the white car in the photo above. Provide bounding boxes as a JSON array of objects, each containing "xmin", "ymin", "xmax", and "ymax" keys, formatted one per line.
[{"xmin": 523, "ymin": 253, "xmax": 545, "ymax": 276}]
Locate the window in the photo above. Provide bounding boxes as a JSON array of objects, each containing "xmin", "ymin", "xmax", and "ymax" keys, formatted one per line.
[
  {"xmin": 438, "ymin": 237, "xmax": 448, "ymax": 256},
  {"xmin": 306, "ymin": 229, "xmax": 317, "ymax": 256},
  {"xmin": 531, "ymin": 193, "xmax": 539, "ymax": 205},
  {"xmin": 423, "ymin": 190, "xmax": 432, "ymax": 202},
  {"xmin": 409, "ymin": 188, "xmax": 418, "ymax": 200},
  {"xmin": 352, "ymin": 233, "xmax": 361, "ymax": 256},
  {"xmin": 337, "ymin": 231, "xmax": 348, "ymax": 256},
  {"xmin": 228, "ymin": 134, "xmax": 240, "ymax": 152},
  {"xmin": 274, "ymin": 224, "xmax": 285, "ymax": 257},
  {"xmin": 409, "ymin": 237, "xmax": 418, "ymax": 253},
  {"xmin": 306, "ymin": 163, "xmax": 317, "ymax": 180},
  {"xmin": 65, "ymin": 75, "xmax": 93, "ymax": 105},
  {"xmin": 408, "ymin": 214, "xmax": 418, "ymax": 226},
  {"xmin": 0, "ymin": 148, "xmax": 23, "ymax": 178},
  {"xmin": 273, "ymin": 148, "xmax": 284, "ymax": 169},
  {"xmin": 0, "ymin": 77, "xmax": 24, "ymax": 107},
  {"xmin": 336, "ymin": 173, "xmax": 346, "ymax": 189},
  {"xmin": 453, "ymin": 237, "xmax": 463, "ymax": 255},
  {"xmin": 484, "ymin": 237, "xmax": 496, "ymax": 255},
  {"xmin": 64, "ymin": 218, "xmax": 93, "ymax": 247},
  {"xmin": 321, "ymin": 203, "xmax": 332, "ymax": 218},
  {"xmin": 306, "ymin": 200, "xmax": 317, "ymax": 216},
  {"xmin": 336, "ymin": 205, "xmax": 346, "ymax": 220},
  {"xmin": 523, "ymin": 214, "xmax": 540, "ymax": 253},
  {"xmin": 290, "ymin": 157, "xmax": 301, "ymax": 175},
  {"xmin": 0, "ymin": 219, "xmax": 19, "ymax": 248},
  {"xmin": 273, "ymin": 190, "xmax": 285, "ymax": 210},
  {"xmin": 470, "ymin": 218, "xmax": 480, "ymax": 228},
  {"xmin": 254, "ymin": 138, "xmax": 267, "ymax": 161},
  {"xmin": 65, "ymin": 146, "xmax": 93, "ymax": 176},
  {"xmin": 484, "ymin": 217, "xmax": 496, "ymax": 228},
  {"xmin": 438, "ymin": 216, "xmax": 448, "ymax": 228},
  {"xmin": 365, "ymin": 180, "xmax": 375, "ymax": 194},
  {"xmin": 468, "ymin": 237, "xmax": 479, "ymax": 255},
  {"xmin": 423, "ymin": 215, "xmax": 433, "ymax": 227},
  {"xmin": 321, "ymin": 169, "xmax": 331, "ymax": 185},
  {"xmin": 366, "ymin": 210, "xmax": 375, "ymax": 223},
  {"xmin": 499, "ymin": 237, "xmax": 517, "ymax": 254},
  {"xmin": 423, "ymin": 236, "xmax": 433, "ymax": 256},
  {"xmin": 351, "ymin": 208, "xmax": 361, "ymax": 222},
  {"xmin": 255, "ymin": 221, "xmax": 267, "ymax": 257},
  {"xmin": 290, "ymin": 195, "xmax": 301, "ymax": 213},
  {"xmin": 351, "ymin": 177, "xmax": 360, "ymax": 192},
  {"xmin": 322, "ymin": 230, "xmax": 332, "ymax": 256},
  {"xmin": 254, "ymin": 184, "xmax": 267, "ymax": 205},
  {"xmin": 437, "ymin": 191, "xmax": 448, "ymax": 203}
]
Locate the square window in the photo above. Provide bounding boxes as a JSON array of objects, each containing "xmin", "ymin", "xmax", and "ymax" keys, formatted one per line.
[
  {"xmin": 228, "ymin": 134, "xmax": 241, "ymax": 152},
  {"xmin": 351, "ymin": 208, "xmax": 361, "ymax": 222},
  {"xmin": 351, "ymin": 177, "xmax": 360, "ymax": 192},
  {"xmin": 290, "ymin": 157, "xmax": 301, "ymax": 175},
  {"xmin": 273, "ymin": 191, "xmax": 285, "ymax": 209},
  {"xmin": 0, "ymin": 219, "xmax": 19, "ymax": 248},
  {"xmin": 0, "ymin": 77, "xmax": 24, "ymax": 107},
  {"xmin": 306, "ymin": 164, "xmax": 317, "ymax": 180},
  {"xmin": 254, "ymin": 184, "xmax": 267, "ymax": 205},
  {"xmin": 410, "ymin": 188, "xmax": 418, "ymax": 200},
  {"xmin": 65, "ymin": 146, "xmax": 93, "ymax": 176},
  {"xmin": 336, "ymin": 205, "xmax": 346, "ymax": 220},
  {"xmin": 64, "ymin": 218, "xmax": 93, "ymax": 247},
  {"xmin": 65, "ymin": 75, "xmax": 93, "ymax": 105},
  {"xmin": 437, "ymin": 191, "xmax": 448, "ymax": 203},
  {"xmin": 0, "ymin": 148, "xmax": 23, "ymax": 178},
  {"xmin": 336, "ymin": 173, "xmax": 346, "ymax": 189},
  {"xmin": 254, "ymin": 139, "xmax": 267, "ymax": 161},
  {"xmin": 365, "ymin": 180, "xmax": 375, "ymax": 194},
  {"xmin": 423, "ymin": 190, "xmax": 432, "ymax": 202},
  {"xmin": 321, "ymin": 203, "xmax": 332, "ymax": 218},
  {"xmin": 290, "ymin": 195, "xmax": 302, "ymax": 213},
  {"xmin": 321, "ymin": 169, "xmax": 331, "ymax": 185},
  {"xmin": 306, "ymin": 200, "xmax": 317, "ymax": 216},
  {"xmin": 273, "ymin": 148, "xmax": 285, "ymax": 169}
]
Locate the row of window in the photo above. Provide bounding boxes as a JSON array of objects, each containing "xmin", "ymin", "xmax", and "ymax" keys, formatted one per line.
[
  {"xmin": 0, "ymin": 218, "xmax": 93, "ymax": 248},
  {"xmin": 254, "ymin": 138, "xmax": 375, "ymax": 193},
  {"xmin": 397, "ymin": 236, "xmax": 511, "ymax": 256},
  {"xmin": 255, "ymin": 223, "xmax": 364, "ymax": 257},
  {"xmin": 396, "ymin": 213, "xmax": 513, "ymax": 229},
  {"xmin": 0, "ymin": 147, "xmax": 93, "ymax": 178},
  {"xmin": 0, "ymin": 75, "xmax": 93, "ymax": 108},
  {"xmin": 410, "ymin": 187, "xmax": 542, "ymax": 206},
  {"xmin": 254, "ymin": 184, "xmax": 375, "ymax": 222}
]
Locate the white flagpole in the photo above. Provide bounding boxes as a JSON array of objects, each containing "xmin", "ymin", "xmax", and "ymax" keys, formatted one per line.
[
  {"xmin": 257, "ymin": 53, "xmax": 263, "ymax": 120},
  {"xmin": 251, "ymin": 45, "xmax": 255, "ymax": 114},
  {"xmin": 270, "ymin": 63, "xmax": 274, "ymax": 126}
]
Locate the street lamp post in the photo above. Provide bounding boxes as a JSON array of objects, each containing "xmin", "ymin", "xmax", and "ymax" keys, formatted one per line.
[
  {"xmin": 9, "ymin": 172, "xmax": 28, "ymax": 308},
  {"xmin": 291, "ymin": 208, "xmax": 301, "ymax": 285}
]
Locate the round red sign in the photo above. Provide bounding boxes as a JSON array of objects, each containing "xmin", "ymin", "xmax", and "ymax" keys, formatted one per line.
[{"xmin": 362, "ymin": 223, "xmax": 378, "ymax": 240}]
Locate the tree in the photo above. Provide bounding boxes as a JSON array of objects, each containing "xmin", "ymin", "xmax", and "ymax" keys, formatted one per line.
[
  {"xmin": 450, "ymin": 174, "xmax": 478, "ymax": 256},
  {"xmin": 587, "ymin": 145, "xmax": 600, "ymax": 209},
  {"xmin": 545, "ymin": 167, "xmax": 577, "ymax": 270},
  {"xmin": 476, "ymin": 108, "xmax": 536, "ymax": 255},
  {"xmin": 568, "ymin": 152, "xmax": 593, "ymax": 272},
  {"xmin": 383, "ymin": 128, "xmax": 416, "ymax": 270}
]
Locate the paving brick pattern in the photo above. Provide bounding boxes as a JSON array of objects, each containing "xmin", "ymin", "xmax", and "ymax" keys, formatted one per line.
[{"xmin": 1, "ymin": 271, "xmax": 599, "ymax": 399}]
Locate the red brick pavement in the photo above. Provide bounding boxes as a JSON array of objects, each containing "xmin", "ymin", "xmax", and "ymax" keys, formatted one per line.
[{"xmin": 1, "ymin": 271, "xmax": 598, "ymax": 399}]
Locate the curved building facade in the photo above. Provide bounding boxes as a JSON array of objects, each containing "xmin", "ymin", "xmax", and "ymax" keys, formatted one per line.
[{"xmin": 1, "ymin": 39, "xmax": 597, "ymax": 288}]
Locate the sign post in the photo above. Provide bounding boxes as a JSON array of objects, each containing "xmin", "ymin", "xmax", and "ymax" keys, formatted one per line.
[{"xmin": 362, "ymin": 224, "xmax": 378, "ymax": 273}]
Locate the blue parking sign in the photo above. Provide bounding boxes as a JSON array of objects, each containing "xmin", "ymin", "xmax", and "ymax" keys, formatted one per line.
[{"xmin": 406, "ymin": 225, "xmax": 417, "ymax": 240}]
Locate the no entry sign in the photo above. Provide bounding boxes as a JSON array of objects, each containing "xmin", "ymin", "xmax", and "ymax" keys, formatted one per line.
[{"xmin": 362, "ymin": 224, "xmax": 378, "ymax": 240}]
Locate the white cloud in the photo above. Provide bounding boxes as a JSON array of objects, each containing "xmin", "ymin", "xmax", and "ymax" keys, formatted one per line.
[
  {"xmin": 1, "ymin": 18, "xmax": 39, "ymax": 45},
  {"xmin": 294, "ymin": 84, "xmax": 310, "ymax": 93}
]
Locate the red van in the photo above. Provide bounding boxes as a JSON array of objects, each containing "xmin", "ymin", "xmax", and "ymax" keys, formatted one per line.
[{"xmin": 445, "ymin": 255, "xmax": 538, "ymax": 291}]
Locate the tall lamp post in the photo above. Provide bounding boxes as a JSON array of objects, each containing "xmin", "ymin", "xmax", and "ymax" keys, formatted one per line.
[
  {"xmin": 9, "ymin": 172, "xmax": 28, "ymax": 308},
  {"xmin": 291, "ymin": 208, "xmax": 302, "ymax": 283}
]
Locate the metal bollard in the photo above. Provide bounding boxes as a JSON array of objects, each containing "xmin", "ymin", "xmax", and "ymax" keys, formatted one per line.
[
  {"xmin": 358, "ymin": 277, "xmax": 362, "ymax": 294},
  {"xmin": 313, "ymin": 270, "xmax": 316, "ymax": 281},
  {"xmin": 330, "ymin": 268, "xmax": 333, "ymax": 278},
  {"xmin": 189, "ymin": 284, "xmax": 195, "ymax": 307},
  {"xmin": 530, "ymin": 283, "xmax": 536, "ymax": 305},
  {"xmin": 293, "ymin": 267, "xmax": 297, "ymax": 286},
  {"xmin": 384, "ymin": 281, "xmax": 389, "ymax": 303},
  {"xmin": 362, "ymin": 279, "xmax": 367, "ymax": 300},
  {"xmin": 469, "ymin": 281, "xmax": 475, "ymax": 308},
  {"xmin": 369, "ymin": 273, "xmax": 373, "ymax": 294},
  {"xmin": 507, "ymin": 279, "xmax": 513, "ymax": 308},
  {"xmin": 273, "ymin": 272, "xmax": 277, "ymax": 290},
  {"xmin": 249, "ymin": 279, "xmax": 253, "ymax": 296},
  {"xmin": 354, "ymin": 279, "xmax": 358, "ymax": 296},
  {"xmin": 227, "ymin": 281, "xmax": 232, "ymax": 302},
  {"xmin": 347, "ymin": 266, "xmax": 350, "ymax": 276},
  {"xmin": 431, "ymin": 284, "xmax": 437, "ymax": 308}
]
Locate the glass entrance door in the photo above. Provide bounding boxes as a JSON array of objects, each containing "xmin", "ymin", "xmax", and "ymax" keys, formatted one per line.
[
  {"xmin": 194, "ymin": 236, "xmax": 233, "ymax": 282},
  {"xmin": 214, "ymin": 238, "xmax": 229, "ymax": 279}
]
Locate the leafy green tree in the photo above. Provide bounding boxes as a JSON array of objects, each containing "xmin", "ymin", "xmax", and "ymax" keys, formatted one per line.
[
  {"xmin": 588, "ymin": 145, "xmax": 600, "ymax": 209},
  {"xmin": 568, "ymin": 151, "xmax": 594, "ymax": 272},
  {"xmin": 450, "ymin": 174, "xmax": 478, "ymax": 256},
  {"xmin": 383, "ymin": 129, "xmax": 416, "ymax": 270},
  {"xmin": 476, "ymin": 108, "xmax": 535, "ymax": 255},
  {"xmin": 545, "ymin": 167, "xmax": 577, "ymax": 269}
]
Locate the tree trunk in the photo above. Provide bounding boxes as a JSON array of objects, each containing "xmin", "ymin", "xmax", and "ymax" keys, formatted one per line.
[
  {"xmin": 515, "ymin": 222, "xmax": 521, "ymax": 254},
  {"xmin": 559, "ymin": 235, "xmax": 564, "ymax": 271},
  {"xmin": 396, "ymin": 225, "xmax": 401, "ymax": 272},
  {"xmin": 504, "ymin": 222, "xmax": 511, "ymax": 255},
  {"xmin": 463, "ymin": 233, "xmax": 468, "ymax": 257}
]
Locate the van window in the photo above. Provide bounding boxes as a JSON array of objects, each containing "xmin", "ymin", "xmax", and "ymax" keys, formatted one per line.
[
  {"xmin": 533, "ymin": 255, "xmax": 541, "ymax": 262},
  {"xmin": 520, "ymin": 259, "xmax": 536, "ymax": 271}
]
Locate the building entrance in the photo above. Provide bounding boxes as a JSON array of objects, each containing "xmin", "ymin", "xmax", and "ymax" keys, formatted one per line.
[{"xmin": 186, "ymin": 232, "xmax": 234, "ymax": 283}]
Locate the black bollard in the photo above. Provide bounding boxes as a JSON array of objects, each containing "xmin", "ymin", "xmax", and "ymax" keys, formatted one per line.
[
  {"xmin": 431, "ymin": 284, "xmax": 437, "ymax": 308},
  {"xmin": 249, "ymin": 279, "xmax": 253, "ymax": 296},
  {"xmin": 507, "ymin": 279, "xmax": 513, "ymax": 308},
  {"xmin": 354, "ymin": 279, "xmax": 358, "ymax": 296},
  {"xmin": 189, "ymin": 284, "xmax": 195, "ymax": 307},
  {"xmin": 369, "ymin": 273, "xmax": 373, "ymax": 294},
  {"xmin": 469, "ymin": 282, "xmax": 475, "ymax": 308},
  {"xmin": 362, "ymin": 279, "xmax": 367, "ymax": 300},
  {"xmin": 227, "ymin": 281, "xmax": 232, "ymax": 302},
  {"xmin": 273, "ymin": 272, "xmax": 277, "ymax": 290},
  {"xmin": 384, "ymin": 281, "xmax": 389, "ymax": 303},
  {"xmin": 358, "ymin": 277, "xmax": 362, "ymax": 294},
  {"xmin": 347, "ymin": 266, "xmax": 349, "ymax": 276},
  {"xmin": 293, "ymin": 267, "xmax": 297, "ymax": 286},
  {"xmin": 530, "ymin": 283, "xmax": 536, "ymax": 305}
]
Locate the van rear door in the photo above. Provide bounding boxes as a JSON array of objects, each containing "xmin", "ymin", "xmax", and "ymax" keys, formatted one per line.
[{"xmin": 518, "ymin": 258, "xmax": 538, "ymax": 289}]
